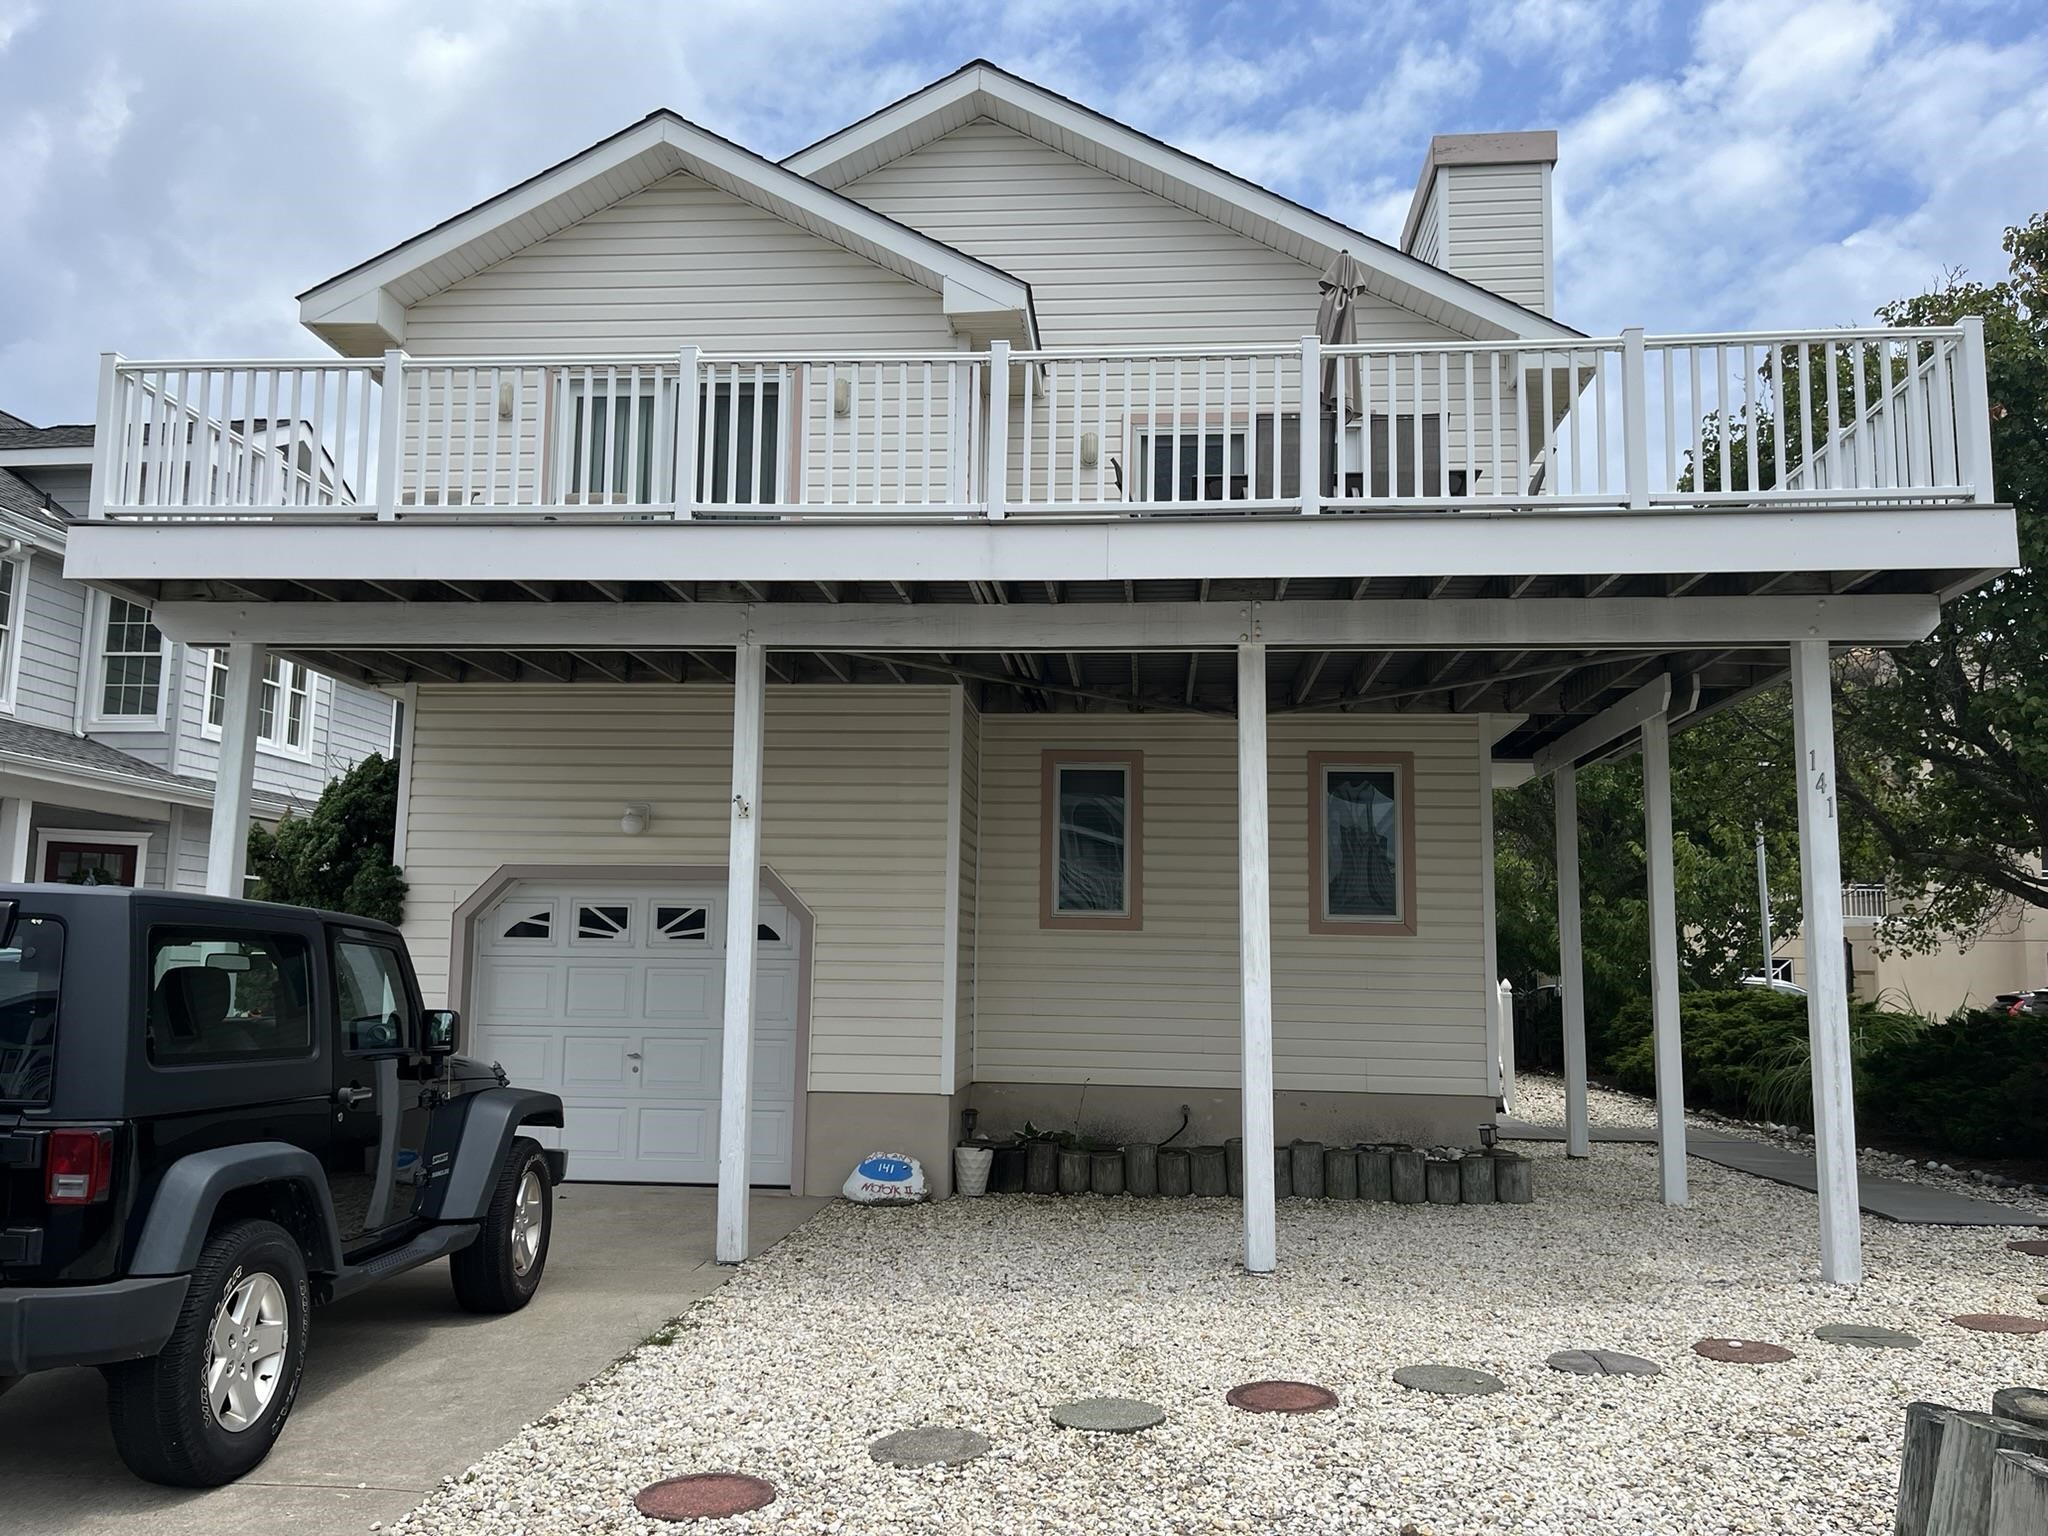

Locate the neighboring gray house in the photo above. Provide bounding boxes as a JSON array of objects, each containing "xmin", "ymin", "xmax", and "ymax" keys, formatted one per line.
[{"xmin": 0, "ymin": 410, "xmax": 397, "ymax": 889}]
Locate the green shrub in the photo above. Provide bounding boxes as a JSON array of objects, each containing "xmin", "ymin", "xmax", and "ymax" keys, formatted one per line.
[
  {"xmin": 246, "ymin": 753, "xmax": 407, "ymax": 924},
  {"xmin": 1601, "ymin": 988, "xmax": 1929, "ymax": 1126},
  {"xmin": 1859, "ymin": 1008, "xmax": 2048, "ymax": 1159}
]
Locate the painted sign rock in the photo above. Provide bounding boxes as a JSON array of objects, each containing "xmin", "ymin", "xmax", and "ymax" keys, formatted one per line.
[{"xmin": 844, "ymin": 1152, "xmax": 927, "ymax": 1204}]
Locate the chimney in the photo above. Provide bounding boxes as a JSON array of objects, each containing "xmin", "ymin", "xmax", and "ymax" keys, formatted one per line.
[{"xmin": 1398, "ymin": 131, "xmax": 1558, "ymax": 317}]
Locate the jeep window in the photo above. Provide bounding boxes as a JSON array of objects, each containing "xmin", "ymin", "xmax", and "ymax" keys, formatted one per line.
[
  {"xmin": 146, "ymin": 928, "xmax": 313, "ymax": 1064},
  {"xmin": 334, "ymin": 940, "xmax": 411, "ymax": 1054},
  {"xmin": 0, "ymin": 916, "xmax": 64, "ymax": 1104}
]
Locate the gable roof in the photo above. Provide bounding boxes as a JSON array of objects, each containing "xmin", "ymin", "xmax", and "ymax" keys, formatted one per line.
[
  {"xmin": 784, "ymin": 60, "xmax": 1579, "ymax": 344},
  {"xmin": 299, "ymin": 111, "xmax": 1038, "ymax": 355},
  {"xmin": 0, "ymin": 413, "xmax": 96, "ymax": 471}
]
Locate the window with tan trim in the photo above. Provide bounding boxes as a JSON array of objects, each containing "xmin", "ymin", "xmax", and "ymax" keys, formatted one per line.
[
  {"xmin": 1040, "ymin": 750, "xmax": 1142, "ymax": 931},
  {"xmin": 1308, "ymin": 751, "xmax": 1417, "ymax": 936}
]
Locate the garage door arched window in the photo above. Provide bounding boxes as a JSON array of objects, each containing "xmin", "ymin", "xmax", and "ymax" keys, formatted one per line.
[{"xmin": 654, "ymin": 904, "xmax": 708, "ymax": 942}]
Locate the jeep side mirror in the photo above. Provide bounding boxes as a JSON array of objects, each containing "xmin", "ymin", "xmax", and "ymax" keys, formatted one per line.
[{"xmin": 422, "ymin": 1009, "xmax": 459, "ymax": 1057}]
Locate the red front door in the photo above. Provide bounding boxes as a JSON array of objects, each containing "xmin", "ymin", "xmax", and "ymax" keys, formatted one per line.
[{"xmin": 41, "ymin": 841, "xmax": 140, "ymax": 886}]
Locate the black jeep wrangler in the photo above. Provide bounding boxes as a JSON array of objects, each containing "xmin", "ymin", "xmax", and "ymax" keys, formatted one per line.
[{"xmin": 0, "ymin": 885, "xmax": 567, "ymax": 1487}]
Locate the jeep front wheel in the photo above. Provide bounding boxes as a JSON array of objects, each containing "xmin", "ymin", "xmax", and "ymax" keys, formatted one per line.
[
  {"xmin": 105, "ymin": 1218, "xmax": 310, "ymax": 1487},
  {"xmin": 449, "ymin": 1135, "xmax": 552, "ymax": 1313}
]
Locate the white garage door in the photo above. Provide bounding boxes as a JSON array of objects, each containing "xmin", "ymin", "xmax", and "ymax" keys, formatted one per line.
[{"xmin": 471, "ymin": 882, "xmax": 799, "ymax": 1185}]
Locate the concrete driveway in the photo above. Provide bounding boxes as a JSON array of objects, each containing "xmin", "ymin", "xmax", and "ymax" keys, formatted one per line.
[{"xmin": 0, "ymin": 1186, "xmax": 825, "ymax": 1536}]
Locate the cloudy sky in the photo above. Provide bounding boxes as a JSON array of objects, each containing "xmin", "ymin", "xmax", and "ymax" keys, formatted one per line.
[{"xmin": 2, "ymin": 0, "xmax": 2042, "ymax": 424}]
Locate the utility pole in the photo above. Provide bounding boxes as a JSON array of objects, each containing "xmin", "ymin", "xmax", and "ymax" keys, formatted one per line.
[{"xmin": 1755, "ymin": 823, "xmax": 1774, "ymax": 981}]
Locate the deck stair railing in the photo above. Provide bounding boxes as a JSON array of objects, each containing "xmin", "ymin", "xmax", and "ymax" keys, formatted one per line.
[{"xmin": 88, "ymin": 320, "xmax": 1995, "ymax": 521}]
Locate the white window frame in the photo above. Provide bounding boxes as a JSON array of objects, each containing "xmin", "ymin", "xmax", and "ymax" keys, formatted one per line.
[
  {"xmin": 1131, "ymin": 421, "xmax": 1251, "ymax": 503},
  {"xmin": 87, "ymin": 591, "xmax": 169, "ymax": 731},
  {"xmin": 202, "ymin": 649, "xmax": 315, "ymax": 759},
  {"xmin": 0, "ymin": 551, "xmax": 28, "ymax": 715}
]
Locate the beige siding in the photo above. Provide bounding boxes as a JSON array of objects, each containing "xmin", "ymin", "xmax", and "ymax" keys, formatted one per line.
[
  {"xmin": 1409, "ymin": 173, "xmax": 1444, "ymax": 267},
  {"xmin": 1443, "ymin": 163, "xmax": 1550, "ymax": 316},
  {"xmin": 839, "ymin": 119, "xmax": 1464, "ymax": 349},
  {"xmin": 975, "ymin": 713, "xmax": 1488, "ymax": 1095},
  {"xmin": 955, "ymin": 695, "xmax": 981, "ymax": 1090},
  {"xmin": 400, "ymin": 684, "xmax": 956, "ymax": 1095}
]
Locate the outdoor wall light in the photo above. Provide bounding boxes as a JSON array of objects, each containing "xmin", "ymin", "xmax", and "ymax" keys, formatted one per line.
[
  {"xmin": 498, "ymin": 379, "xmax": 516, "ymax": 420},
  {"xmin": 1080, "ymin": 430, "xmax": 1099, "ymax": 468},
  {"xmin": 620, "ymin": 803, "xmax": 650, "ymax": 836},
  {"xmin": 833, "ymin": 377, "xmax": 852, "ymax": 417}
]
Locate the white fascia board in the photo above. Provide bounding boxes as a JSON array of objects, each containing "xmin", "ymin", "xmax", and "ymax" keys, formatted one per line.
[
  {"xmin": 299, "ymin": 286, "xmax": 408, "ymax": 348},
  {"xmin": 788, "ymin": 64, "xmax": 1576, "ymax": 344},
  {"xmin": 68, "ymin": 505, "xmax": 2017, "ymax": 593},
  {"xmin": 150, "ymin": 594, "xmax": 1942, "ymax": 653},
  {"xmin": 0, "ymin": 445, "xmax": 95, "ymax": 468},
  {"xmin": 1530, "ymin": 676, "xmax": 1674, "ymax": 775},
  {"xmin": 298, "ymin": 112, "xmax": 1030, "ymax": 351}
]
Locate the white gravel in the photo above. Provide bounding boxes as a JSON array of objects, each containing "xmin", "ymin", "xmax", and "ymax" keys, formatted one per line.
[
  {"xmin": 393, "ymin": 1143, "xmax": 2048, "ymax": 1536},
  {"xmin": 1511, "ymin": 1071, "xmax": 2048, "ymax": 1213}
]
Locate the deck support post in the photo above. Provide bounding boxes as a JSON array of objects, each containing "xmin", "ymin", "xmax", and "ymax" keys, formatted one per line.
[
  {"xmin": 1554, "ymin": 765, "xmax": 1591, "ymax": 1157},
  {"xmin": 206, "ymin": 641, "xmax": 265, "ymax": 897},
  {"xmin": 715, "ymin": 640, "xmax": 767, "ymax": 1264},
  {"xmin": 1790, "ymin": 639, "xmax": 1863, "ymax": 1285},
  {"xmin": 0, "ymin": 796, "xmax": 33, "ymax": 883},
  {"xmin": 1236, "ymin": 641, "xmax": 1276, "ymax": 1273},
  {"xmin": 1641, "ymin": 707, "xmax": 1687, "ymax": 1204}
]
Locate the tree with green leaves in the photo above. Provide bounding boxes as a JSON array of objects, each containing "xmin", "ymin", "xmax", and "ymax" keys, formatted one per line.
[{"xmin": 246, "ymin": 752, "xmax": 407, "ymax": 924}]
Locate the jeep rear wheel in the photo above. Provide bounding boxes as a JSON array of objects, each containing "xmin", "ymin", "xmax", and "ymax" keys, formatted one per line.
[
  {"xmin": 105, "ymin": 1218, "xmax": 309, "ymax": 1487},
  {"xmin": 449, "ymin": 1135, "xmax": 552, "ymax": 1314}
]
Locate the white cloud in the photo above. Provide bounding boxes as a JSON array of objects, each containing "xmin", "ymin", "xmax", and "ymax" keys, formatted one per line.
[{"xmin": 0, "ymin": 0, "xmax": 37, "ymax": 53}]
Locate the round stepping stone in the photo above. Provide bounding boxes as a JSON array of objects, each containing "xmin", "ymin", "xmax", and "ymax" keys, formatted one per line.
[
  {"xmin": 2010, "ymin": 1239, "xmax": 2048, "ymax": 1257},
  {"xmin": 1545, "ymin": 1348, "xmax": 1662, "ymax": 1377},
  {"xmin": 868, "ymin": 1425, "xmax": 990, "ymax": 1467},
  {"xmin": 1952, "ymin": 1313, "xmax": 2048, "ymax": 1335},
  {"xmin": 1392, "ymin": 1364, "xmax": 1504, "ymax": 1396},
  {"xmin": 1692, "ymin": 1338, "xmax": 1795, "ymax": 1364},
  {"xmin": 635, "ymin": 1473, "xmax": 777, "ymax": 1521},
  {"xmin": 1050, "ymin": 1396, "xmax": 1165, "ymax": 1433},
  {"xmin": 1226, "ymin": 1380, "xmax": 1339, "ymax": 1413},
  {"xmin": 1813, "ymin": 1323, "xmax": 1921, "ymax": 1349}
]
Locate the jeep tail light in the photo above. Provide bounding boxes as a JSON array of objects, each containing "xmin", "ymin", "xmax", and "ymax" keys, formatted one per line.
[{"xmin": 46, "ymin": 1129, "xmax": 114, "ymax": 1205}]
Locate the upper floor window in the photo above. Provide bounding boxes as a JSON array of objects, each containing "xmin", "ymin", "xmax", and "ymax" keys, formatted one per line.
[
  {"xmin": 97, "ymin": 598, "xmax": 165, "ymax": 721},
  {"xmin": 554, "ymin": 376, "xmax": 781, "ymax": 506},
  {"xmin": 0, "ymin": 555, "xmax": 22, "ymax": 713},
  {"xmin": 1040, "ymin": 750, "xmax": 1143, "ymax": 931},
  {"xmin": 206, "ymin": 651, "xmax": 312, "ymax": 753}
]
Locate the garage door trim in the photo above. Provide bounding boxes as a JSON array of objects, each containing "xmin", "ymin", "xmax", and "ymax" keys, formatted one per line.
[{"xmin": 448, "ymin": 862, "xmax": 813, "ymax": 1193}]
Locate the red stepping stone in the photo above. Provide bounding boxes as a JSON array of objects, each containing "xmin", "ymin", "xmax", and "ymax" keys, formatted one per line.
[
  {"xmin": 1692, "ymin": 1338, "xmax": 1795, "ymax": 1364},
  {"xmin": 1952, "ymin": 1313, "xmax": 2048, "ymax": 1335},
  {"xmin": 635, "ymin": 1474, "xmax": 777, "ymax": 1522},
  {"xmin": 2010, "ymin": 1239, "xmax": 2048, "ymax": 1257},
  {"xmin": 1226, "ymin": 1379, "xmax": 1339, "ymax": 1413}
]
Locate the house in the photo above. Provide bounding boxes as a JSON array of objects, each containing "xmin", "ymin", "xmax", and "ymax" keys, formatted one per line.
[
  {"xmin": 63, "ymin": 61, "xmax": 2015, "ymax": 1284},
  {"xmin": 0, "ymin": 410, "xmax": 396, "ymax": 888},
  {"xmin": 1770, "ymin": 881, "xmax": 2047, "ymax": 1015}
]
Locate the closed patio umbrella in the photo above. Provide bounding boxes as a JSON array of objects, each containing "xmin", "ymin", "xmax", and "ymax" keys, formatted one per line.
[{"xmin": 1317, "ymin": 249, "xmax": 1368, "ymax": 421}]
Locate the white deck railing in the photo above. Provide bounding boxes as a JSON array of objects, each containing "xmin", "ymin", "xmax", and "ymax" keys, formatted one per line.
[{"xmin": 88, "ymin": 321, "xmax": 1994, "ymax": 521}]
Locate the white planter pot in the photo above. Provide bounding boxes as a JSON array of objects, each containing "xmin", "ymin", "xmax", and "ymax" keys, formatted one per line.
[{"xmin": 953, "ymin": 1145, "xmax": 994, "ymax": 1198}]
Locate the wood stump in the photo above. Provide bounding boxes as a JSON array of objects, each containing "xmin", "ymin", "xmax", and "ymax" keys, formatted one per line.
[
  {"xmin": 1494, "ymin": 1151, "xmax": 1534, "ymax": 1204},
  {"xmin": 1324, "ymin": 1148, "xmax": 1359, "ymax": 1200},
  {"xmin": 1190, "ymin": 1146, "xmax": 1229, "ymax": 1197},
  {"xmin": 1991, "ymin": 1451, "xmax": 2048, "ymax": 1536},
  {"xmin": 1291, "ymin": 1141, "xmax": 1326, "ymax": 1199},
  {"xmin": 1158, "ymin": 1148, "xmax": 1192, "ymax": 1197},
  {"xmin": 1025, "ymin": 1140, "xmax": 1059, "ymax": 1194},
  {"xmin": 1424, "ymin": 1158, "xmax": 1461, "ymax": 1204},
  {"xmin": 1992, "ymin": 1388, "xmax": 2048, "ymax": 1430},
  {"xmin": 991, "ymin": 1144, "xmax": 1027, "ymax": 1194},
  {"xmin": 1358, "ymin": 1148, "xmax": 1394, "ymax": 1201},
  {"xmin": 1389, "ymin": 1149, "xmax": 1427, "ymax": 1204},
  {"xmin": 1090, "ymin": 1150, "xmax": 1125, "ymax": 1196},
  {"xmin": 1274, "ymin": 1146, "xmax": 1293, "ymax": 1199},
  {"xmin": 1925, "ymin": 1409, "xmax": 2048, "ymax": 1536},
  {"xmin": 1057, "ymin": 1147, "xmax": 1090, "ymax": 1195},
  {"xmin": 1225, "ymin": 1138, "xmax": 1244, "ymax": 1197},
  {"xmin": 1123, "ymin": 1143, "xmax": 1158, "ymax": 1197},
  {"xmin": 1898, "ymin": 1400, "xmax": 1950, "ymax": 1536},
  {"xmin": 1459, "ymin": 1153, "xmax": 1496, "ymax": 1204}
]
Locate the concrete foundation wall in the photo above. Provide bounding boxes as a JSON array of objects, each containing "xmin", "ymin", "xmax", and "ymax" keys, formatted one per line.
[
  {"xmin": 965, "ymin": 1080, "xmax": 1496, "ymax": 1150},
  {"xmin": 802, "ymin": 1090, "xmax": 963, "ymax": 1200}
]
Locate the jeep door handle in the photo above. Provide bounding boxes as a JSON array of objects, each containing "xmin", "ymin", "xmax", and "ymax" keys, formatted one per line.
[{"xmin": 334, "ymin": 1085, "xmax": 374, "ymax": 1109}]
